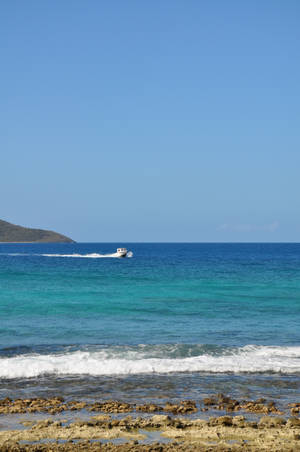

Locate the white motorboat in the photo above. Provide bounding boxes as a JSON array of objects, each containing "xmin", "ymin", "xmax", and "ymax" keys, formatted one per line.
[{"xmin": 114, "ymin": 248, "xmax": 128, "ymax": 258}]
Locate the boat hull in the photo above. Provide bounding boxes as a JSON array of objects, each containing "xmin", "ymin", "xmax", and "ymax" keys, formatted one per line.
[
  {"xmin": 109, "ymin": 251, "xmax": 127, "ymax": 258},
  {"xmin": 116, "ymin": 252, "xmax": 127, "ymax": 258}
]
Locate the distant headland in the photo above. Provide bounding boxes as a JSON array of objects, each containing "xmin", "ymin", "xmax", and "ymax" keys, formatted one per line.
[{"xmin": 0, "ymin": 219, "xmax": 74, "ymax": 243}]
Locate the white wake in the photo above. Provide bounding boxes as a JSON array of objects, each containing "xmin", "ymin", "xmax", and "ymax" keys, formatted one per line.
[{"xmin": 42, "ymin": 252, "xmax": 133, "ymax": 259}]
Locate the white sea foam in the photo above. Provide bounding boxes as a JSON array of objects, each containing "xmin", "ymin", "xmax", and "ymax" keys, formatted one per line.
[{"xmin": 1, "ymin": 345, "xmax": 300, "ymax": 379}]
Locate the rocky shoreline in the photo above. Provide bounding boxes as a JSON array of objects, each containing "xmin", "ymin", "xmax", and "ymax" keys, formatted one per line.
[
  {"xmin": 1, "ymin": 393, "xmax": 299, "ymax": 416},
  {"xmin": 0, "ymin": 395, "xmax": 299, "ymax": 451}
]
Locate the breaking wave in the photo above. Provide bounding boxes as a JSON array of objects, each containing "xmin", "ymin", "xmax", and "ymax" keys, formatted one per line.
[{"xmin": 0, "ymin": 344, "xmax": 300, "ymax": 379}]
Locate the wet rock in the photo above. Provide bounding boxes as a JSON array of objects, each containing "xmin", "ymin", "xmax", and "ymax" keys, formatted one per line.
[
  {"xmin": 67, "ymin": 401, "xmax": 87, "ymax": 411},
  {"xmin": 232, "ymin": 415, "xmax": 246, "ymax": 428},
  {"xmin": 287, "ymin": 417, "xmax": 300, "ymax": 428},
  {"xmin": 0, "ymin": 397, "xmax": 71, "ymax": 415},
  {"xmin": 0, "ymin": 397, "xmax": 12, "ymax": 406},
  {"xmin": 72, "ymin": 420, "xmax": 88, "ymax": 428},
  {"xmin": 171, "ymin": 420, "xmax": 186, "ymax": 429},
  {"xmin": 136, "ymin": 418, "xmax": 152, "ymax": 429},
  {"xmin": 20, "ymin": 421, "xmax": 35, "ymax": 427},
  {"xmin": 88, "ymin": 400, "xmax": 132, "ymax": 413},
  {"xmin": 110, "ymin": 419, "xmax": 120, "ymax": 427},
  {"xmin": 209, "ymin": 416, "xmax": 233, "ymax": 426},
  {"xmin": 164, "ymin": 400, "xmax": 197, "ymax": 414},
  {"xmin": 204, "ymin": 393, "xmax": 242, "ymax": 413},
  {"xmin": 118, "ymin": 415, "xmax": 133, "ymax": 426},
  {"xmin": 248, "ymin": 421, "xmax": 258, "ymax": 429},
  {"xmin": 179, "ymin": 400, "xmax": 197, "ymax": 413},
  {"xmin": 136, "ymin": 403, "xmax": 162, "ymax": 412},
  {"xmin": 32, "ymin": 419, "xmax": 55, "ymax": 430},
  {"xmin": 151, "ymin": 415, "xmax": 171, "ymax": 426},
  {"xmin": 90, "ymin": 414, "xmax": 111, "ymax": 422},
  {"xmin": 192, "ymin": 419, "xmax": 207, "ymax": 427},
  {"xmin": 217, "ymin": 393, "xmax": 231, "ymax": 404},
  {"xmin": 203, "ymin": 397, "xmax": 217, "ymax": 406},
  {"xmin": 241, "ymin": 401, "xmax": 269, "ymax": 414},
  {"xmin": 225, "ymin": 402, "xmax": 239, "ymax": 412},
  {"xmin": 258, "ymin": 416, "xmax": 286, "ymax": 428},
  {"xmin": 255, "ymin": 398, "xmax": 266, "ymax": 404}
]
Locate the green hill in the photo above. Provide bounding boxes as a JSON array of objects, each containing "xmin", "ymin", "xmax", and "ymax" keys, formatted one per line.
[{"xmin": 0, "ymin": 219, "xmax": 74, "ymax": 243}]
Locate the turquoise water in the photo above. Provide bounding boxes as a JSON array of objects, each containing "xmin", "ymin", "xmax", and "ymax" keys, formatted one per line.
[{"xmin": 0, "ymin": 243, "xmax": 300, "ymax": 402}]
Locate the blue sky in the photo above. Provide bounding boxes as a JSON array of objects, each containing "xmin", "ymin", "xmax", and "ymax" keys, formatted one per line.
[{"xmin": 1, "ymin": 1, "xmax": 299, "ymax": 242}]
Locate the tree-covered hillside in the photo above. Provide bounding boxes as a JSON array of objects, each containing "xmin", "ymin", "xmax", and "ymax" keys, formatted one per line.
[{"xmin": 0, "ymin": 219, "xmax": 74, "ymax": 243}]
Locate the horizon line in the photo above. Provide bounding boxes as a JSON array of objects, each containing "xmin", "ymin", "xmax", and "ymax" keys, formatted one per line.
[{"xmin": 74, "ymin": 242, "xmax": 300, "ymax": 244}]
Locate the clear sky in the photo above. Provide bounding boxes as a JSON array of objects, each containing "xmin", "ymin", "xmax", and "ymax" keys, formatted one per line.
[{"xmin": 1, "ymin": 1, "xmax": 299, "ymax": 242}]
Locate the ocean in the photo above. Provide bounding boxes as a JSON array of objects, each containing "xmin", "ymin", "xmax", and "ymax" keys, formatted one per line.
[{"xmin": 0, "ymin": 243, "xmax": 300, "ymax": 408}]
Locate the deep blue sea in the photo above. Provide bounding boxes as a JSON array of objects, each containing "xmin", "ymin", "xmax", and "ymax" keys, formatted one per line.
[{"xmin": 0, "ymin": 243, "xmax": 300, "ymax": 405}]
